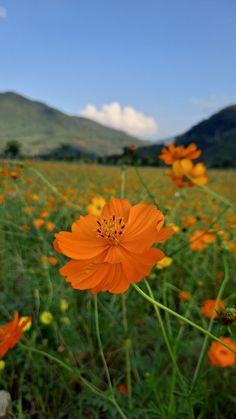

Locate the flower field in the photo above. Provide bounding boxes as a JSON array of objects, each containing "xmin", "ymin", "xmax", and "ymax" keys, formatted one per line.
[{"xmin": 0, "ymin": 155, "xmax": 236, "ymax": 418}]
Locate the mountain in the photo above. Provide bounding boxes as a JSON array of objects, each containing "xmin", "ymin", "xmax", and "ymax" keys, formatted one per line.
[
  {"xmin": 175, "ymin": 105, "xmax": 236, "ymax": 167},
  {"xmin": 127, "ymin": 106, "xmax": 236, "ymax": 167},
  {"xmin": 0, "ymin": 92, "xmax": 147, "ymax": 156}
]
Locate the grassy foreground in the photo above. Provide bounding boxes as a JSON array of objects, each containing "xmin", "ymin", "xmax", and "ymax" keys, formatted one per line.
[{"xmin": 0, "ymin": 161, "xmax": 236, "ymax": 418}]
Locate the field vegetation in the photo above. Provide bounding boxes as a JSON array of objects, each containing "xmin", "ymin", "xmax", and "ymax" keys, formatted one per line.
[{"xmin": 0, "ymin": 155, "xmax": 236, "ymax": 418}]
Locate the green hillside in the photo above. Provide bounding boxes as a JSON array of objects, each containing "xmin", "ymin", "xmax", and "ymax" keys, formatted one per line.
[
  {"xmin": 175, "ymin": 105, "xmax": 236, "ymax": 167},
  {"xmin": 0, "ymin": 92, "xmax": 147, "ymax": 156}
]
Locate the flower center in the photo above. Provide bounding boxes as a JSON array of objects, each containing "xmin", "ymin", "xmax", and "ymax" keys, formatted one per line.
[{"xmin": 96, "ymin": 215, "xmax": 126, "ymax": 245}]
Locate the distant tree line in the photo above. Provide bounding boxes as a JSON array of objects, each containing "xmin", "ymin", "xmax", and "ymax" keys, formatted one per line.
[{"xmin": 1, "ymin": 140, "xmax": 235, "ymax": 168}]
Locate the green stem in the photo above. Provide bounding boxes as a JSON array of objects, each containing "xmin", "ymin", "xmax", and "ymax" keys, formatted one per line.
[
  {"xmin": 169, "ymin": 299, "xmax": 194, "ymax": 414},
  {"xmin": 197, "ymin": 183, "xmax": 236, "ymax": 211},
  {"xmin": 144, "ymin": 281, "xmax": 194, "ymax": 418},
  {"xmin": 190, "ymin": 254, "xmax": 230, "ymax": 393},
  {"xmin": 120, "ymin": 165, "xmax": 126, "ymax": 199},
  {"xmin": 145, "ymin": 280, "xmax": 185, "ymax": 387},
  {"xmin": 162, "ymin": 272, "xmax": 172, "ymax": 339},
  {"xmin": 120, "ymin": 164, "xmax": 133, "ymax": 409},
  {"xmin": 20, "ymin": 342, "xmax": 127, "ymax": 419},
  {"xmin": 121, "ymin": 294, "xmax": 133, "ymax": 409},
  {"xmin": 94, "ymin": 295, "xmax": 114, "ymax": 394},
  {"xmin": 19, "ymin": 343, "xmax": 105, "ymax": 397},
  {"xmin": 132, "ymin": 283, "xmax": 236, "ymax": 355},
  {"xmin": 133, "ymin": 166, "xmax": 160, "ymax": 208}
]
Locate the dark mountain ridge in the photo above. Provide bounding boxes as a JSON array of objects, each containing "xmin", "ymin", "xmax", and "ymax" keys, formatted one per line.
[
  {"xmin": 127, "ymin": 105, "xmax": 236, "ymax": 167},
  {"xmin": 175, "ymin": 105, "xmax": 236, "ymax": 167}
]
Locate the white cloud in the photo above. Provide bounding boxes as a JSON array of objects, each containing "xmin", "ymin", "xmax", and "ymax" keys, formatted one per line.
[
  {"xmin": 191, "ymin": 95, "xmax": 230, "ymax": 113},
  {"xmin": 0, "ymin": 6, "xmax": 7, "ymax": 18},
  {"xmin": 80, "ymin": 102, "xmax": 158, "ymax": 138}
]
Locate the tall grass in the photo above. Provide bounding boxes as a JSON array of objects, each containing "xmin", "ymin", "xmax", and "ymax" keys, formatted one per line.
[{"xmin": 0, "ymin": 161, "xmax": 236, "ymax": 418}]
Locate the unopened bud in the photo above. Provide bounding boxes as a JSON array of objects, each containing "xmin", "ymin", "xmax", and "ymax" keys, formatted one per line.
[{"xmin": 218, "ymin": 307, "xmax": 236, "ymax": 325}]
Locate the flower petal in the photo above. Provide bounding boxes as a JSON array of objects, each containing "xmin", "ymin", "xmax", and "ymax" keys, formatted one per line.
[
  {"xmin": 192, "ymin": 175, "xmax": 208, "ymax": 185},
  {"xmin": 191, "ymin": 163, "xmax": 206, "ymax": 177},
  {"xmin": 122, "ymin": 204, "xmax": 163, "ymax": 252},
  {"xmin": 71, "ymin": 214, "xmax": 98, "ymax": 237},
  {"xmin": 91, "ymin": 263, "xmax": 130, "ymax": 294},
  {"xmin": 60, "ymin": 259, "xmax": 106, "ymax": 289},
  {"xmin": 121, "ymin": 247, "xmax": 164, "ymax": 283},
  {"xmin": 156, "ymin": 226, "xmax": 174, "ymax": 242},
  {"xmin": 55, "ymin": 231, "xmax": 108, "ymax": 259},
  {"xmin": 101, "ymin": 198, "xmax": 131, "ymax": 222},
  {"xmin": 173, "ymin": 159, "xmax": 193, "ymax": 176},
  {"xmin": 103, "ymin": 245, "xmax": 124, "ymax": 263}
]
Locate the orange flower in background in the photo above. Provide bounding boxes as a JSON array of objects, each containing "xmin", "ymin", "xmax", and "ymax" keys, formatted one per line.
[
  {"xmin": 0, "ymin": 312, "xmax": 31, "ymax": 358},
  {"xmin": 19, "ymin": 225, "xmax": 30, "ymax": 232},
  {"xmin": 226, "ymin": 241, "xmax": 236, "ymax": 258},
  {"xmin": 201, "ymin": 299, "xmax": 224, "ymax": 319},
  {"xmin": 48, "ymin": 256, "xmax": 58, "ymax": 266},
  {"xmin": 33, "ymin": 218, "xmax": 44, "ymax": 229},
  {"xmin": 127, "ymin": 144, "xmax": 137, "ymax": 153},
  {"xmin": 45, "ymin": 222, "xmax": 55, "ymax": 232},
  {"xmin": 167, "ymin": 159, "xmax": 208, "ymax": 187},
  {"xmin": 118, "ymin": 384, "xmax": 128, "ymax": 394},
  {"xmin": 1, "ymin": 166, "xmax": 22, "ymax": 180},
  {"xmin": 227, "ymin": 213, "xmax": 236, "ymax": 228},
  {"xmin": 208, "ymin": 337, "xmax": 236, "ymax": 367},
  {"xmin": 179, "ymin": 291, "xmax": 191, "ymax": 301},
  {"xmin": 159, "ymin": 143, "xmax": 201, "ymax": 165},
  {"xmin": 9, "ymin": 170, "xmax": 22, "ymax": 180},
  {"xmin": 54, "ymin": 198, "xmax": 173, "ymax": 294},
  {"xmin": 181, "ymin": 216, "xmax": 197, "ymax": 229},
  {"xmin": 40, "ymin": 210, "xmax": 49, "ymax": 218},
  {"xmin": 189, "ymin": 230, "xmax": 215, "ymax": 250}
]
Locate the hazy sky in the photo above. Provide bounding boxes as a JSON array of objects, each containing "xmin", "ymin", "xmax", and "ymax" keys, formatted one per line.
[{"xmin": 0, "ymin": 0, "xmax": 236, "ymax": 140}]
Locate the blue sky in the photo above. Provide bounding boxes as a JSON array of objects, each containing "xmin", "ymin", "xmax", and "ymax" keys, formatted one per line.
[{"xmin": 0, "ymin": 0, "xmax": 235, "ymax": 140}]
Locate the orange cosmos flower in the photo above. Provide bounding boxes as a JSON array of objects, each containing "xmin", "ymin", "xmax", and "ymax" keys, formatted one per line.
[
  {"xmin": 181, "ymin": 216, "xmax": 197, "ymax": 229},
  {"xmin": 179, "ymin": 291, "xmax": 191, "ymax": 301},
  {"xmin": 9, "ymin": 170, "xmax": 22, "ymax": 180},
  {"xmin": 208, "ymin": 337, "xmax": 236, "ymax": 367},
  {"xmin": 0, "ymin": 312, "xmax": 31, "ymax": 358},
  {"xmin": 19, "ymin": 225, "xmax": 30, "ymax": 232},
  {"xmin": 226, "ymin": 241, "xmax": 236, "ymax": 258},
  {"xmin": 118, "ymin": 384, "xmax": 128, "ymax": 394},
  {"xmin": 1, "ymin": 166, "xmax": 22, "ymax": 180},
  {"xmin": 159, "ymin": 143, "xmax": 201, "ymax": 165},
  {"xmin": 189, "ymin": 230, "xmax": 215, "ymax": 250},
  {"xmin": 167, "ymin": 159, "xmax": 208, "ymax": 187},
  {"xmin": 48, "ymin": 256, "xmax": 58, "ymax": 266},
  {"xmin": 127, "ymin": 144, "xmax": 137, "ymax": 153},
  {"xmin": 45, "ymin": 222, "xmax": 55, "ymax": 232},
  {"xmin": 54, "ymin": 198, "xmax": 173, "ymax": 294},
  {"xmin": 201, "ymin": 299, "xmax": 224, "ymax": 319},
  {"xmin": 33, "ymin": 218, "xmax": 44, "ymax": 229},
  {"xmin": 40, "ymin": 210, "xmax": 49, "ymax": 218}
]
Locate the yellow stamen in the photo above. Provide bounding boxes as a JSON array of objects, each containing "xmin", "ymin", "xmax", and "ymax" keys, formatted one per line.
[{"xmin": 96, "ymin": 215, "xmax": 126, "ymax": 245}]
